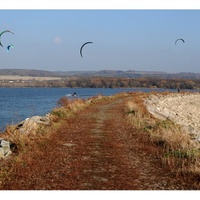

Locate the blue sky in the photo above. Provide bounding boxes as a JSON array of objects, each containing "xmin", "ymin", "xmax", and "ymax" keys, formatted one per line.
[{"xmin": 1, "ymin": 9, "xmax": 200, "ymax": 73}]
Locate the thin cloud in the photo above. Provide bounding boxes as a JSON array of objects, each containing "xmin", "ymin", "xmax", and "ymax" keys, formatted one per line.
[{"xmin": 54, "ymin": 36, "xmax": 62, "ymax": 45}]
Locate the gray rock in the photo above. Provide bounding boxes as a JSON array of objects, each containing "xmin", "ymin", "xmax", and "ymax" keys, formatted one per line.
[
  {"xmin": 16, "ymin": 115, "xmax": 51, "ymax": 134},
  {"xmin": 0, "ymin": 139, "xmax": 12, "ymax": 158}
]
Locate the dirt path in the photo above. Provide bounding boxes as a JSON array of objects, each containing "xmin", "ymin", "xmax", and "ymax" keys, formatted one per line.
[{"xmin": 1, "ymin": 95, "xmax": 198, "ymax": 190}]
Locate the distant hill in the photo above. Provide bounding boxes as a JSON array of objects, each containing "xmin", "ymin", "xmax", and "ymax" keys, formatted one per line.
[
  {"xmin": 0, "ymin": 69, "xmax": 59, "ymax": 77},
  {"xmin": 1, "ymin": 69, "xmax": 200, "ymax": 79}
]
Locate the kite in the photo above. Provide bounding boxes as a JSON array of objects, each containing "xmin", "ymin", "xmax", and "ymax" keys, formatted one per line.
[
  {"xmin": 7, "ymin": 44, "xmax": 14, "ymax": 52},
  {"xmin": 175, "ymin": 38, "xmax": 185, "ymax": 46},
  {"xmin": 0, "ymin": 30, "xmax": 14, "ymax": 47},
  {"xmin": 80, "ymin": 42, "xmax": 93, "ymax": 57}
]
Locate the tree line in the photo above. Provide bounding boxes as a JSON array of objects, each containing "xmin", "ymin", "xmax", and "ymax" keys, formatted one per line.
[{"xmin": 0, "ymin": 77, "xmax": 200, "ymax": 89}]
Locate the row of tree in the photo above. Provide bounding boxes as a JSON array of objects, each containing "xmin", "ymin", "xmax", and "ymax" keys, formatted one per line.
[
  {"xmin": 0, "ymin": 77, "xmax": 200, "ymax": 89},
  {"xmin": 65, "ymin": 77, "xmax": 200, "ymax": 89}
]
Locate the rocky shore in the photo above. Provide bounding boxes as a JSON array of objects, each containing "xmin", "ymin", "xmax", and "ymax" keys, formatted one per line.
[
  {"xmin": 145, "ymin": 92, "xmax": 200, "ymax": 142},
  {"xmin": 0, "ymin": 114, "xmax": 51, "ymax": 158}
]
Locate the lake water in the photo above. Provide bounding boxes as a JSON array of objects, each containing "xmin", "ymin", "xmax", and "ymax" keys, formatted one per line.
[{"xmin": 0, "ymin": 87, "xmax": 194, "ymax": 131}]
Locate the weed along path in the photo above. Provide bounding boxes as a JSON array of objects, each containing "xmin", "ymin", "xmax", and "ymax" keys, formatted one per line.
[{"xmin": 0, "ymin": 94, "xmax": 198, "ymax": 190}]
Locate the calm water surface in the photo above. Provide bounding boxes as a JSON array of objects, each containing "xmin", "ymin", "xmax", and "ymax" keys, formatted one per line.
[{"xmin": 0, "ymin": 87, "xmax": 190, "ymax": 131}]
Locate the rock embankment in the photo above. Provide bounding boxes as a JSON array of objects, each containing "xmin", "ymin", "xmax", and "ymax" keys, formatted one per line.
[
  {"xmin": 15, "ymin": 115, "xmax": 50, "ymax": 134},
  {"xmin": 145, "ymin": 92, "xmax": 200, "ymax": 142},
  {"xmin": 0, "ymin": 114, "xmax": 51, "ymax": 158}
]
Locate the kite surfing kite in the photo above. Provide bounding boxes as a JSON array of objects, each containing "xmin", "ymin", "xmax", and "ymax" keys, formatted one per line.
[
  {"xmin": 175, "ymin": 38, "xmax": 185, "ymax": 46},
  {"xmin": 0, "ymin": 30, "xmax": 14, "ymax": 47},
  {"xmin": 7, "ymin": 44, "xmax": 14, "ymax": 52},
  {"xmin": 80, "ymin": 42, "xmax": 93, "ymax": 57}
]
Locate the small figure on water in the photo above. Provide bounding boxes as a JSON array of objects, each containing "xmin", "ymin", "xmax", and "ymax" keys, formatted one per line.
[{"xmin": 72, "ymin": 92, "xmax": 77, "ymax": 97}]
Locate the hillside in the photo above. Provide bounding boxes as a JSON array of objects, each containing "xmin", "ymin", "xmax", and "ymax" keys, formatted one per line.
[
  {"xmin": 1, "ymin": 69, "xmax": 200, "ymax": 89},
  {"xmin": 1, "ymin": 69, "xmax": 200, "ymax": 79},
  {"xmin": 0, "ymin": 69, "xmax": 59, "ymax": 77}
]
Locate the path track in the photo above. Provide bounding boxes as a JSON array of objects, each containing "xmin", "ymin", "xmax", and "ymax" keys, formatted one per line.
[{"xmin": 1, "ymin": 95, "xmax": 198, "ymax": 189}]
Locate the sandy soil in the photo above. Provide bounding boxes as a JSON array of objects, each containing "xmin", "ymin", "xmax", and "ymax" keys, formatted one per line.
[{"xmin": 145, "ymin": 92, "xmax": 200, "ymax": 142}]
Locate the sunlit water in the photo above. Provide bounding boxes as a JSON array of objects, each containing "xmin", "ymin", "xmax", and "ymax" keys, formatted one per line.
[{"xmin": 0, "ymin": 87, "xmax": 193, "ymax": 131}]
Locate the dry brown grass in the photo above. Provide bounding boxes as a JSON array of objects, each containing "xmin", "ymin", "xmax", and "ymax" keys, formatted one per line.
[
  {"xmin": 125, "ymin": 92, "xmax": 200, "ymax": 176},
  {"xmin": 0, "ymin": 94, "xmax": 111, "ymax": 186},
  {"xmin": 51, "ymin": 95, "xmax": 107, "ymax": 122},
  {"xmin": 1, "ymin": 92, "xmax": 200, "ymax": 189}
]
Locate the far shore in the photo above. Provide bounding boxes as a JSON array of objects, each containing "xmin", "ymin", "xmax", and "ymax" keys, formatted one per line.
[{"xmin": 0, "ymin": 75, "xmax": 62, "ymax": 81}]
